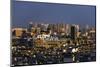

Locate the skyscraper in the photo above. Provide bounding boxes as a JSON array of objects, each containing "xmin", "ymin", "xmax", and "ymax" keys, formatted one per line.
[
  {"xmin": 70, "ymin": 25, "xmax": 76, "ymax": 40},
  {"xmin": 28, "ymin": 22, "xmax": 33, "ymax": 32},
  {"xmin": 70, "ymin": 24, "xmax": 80, "ymax": 40}
]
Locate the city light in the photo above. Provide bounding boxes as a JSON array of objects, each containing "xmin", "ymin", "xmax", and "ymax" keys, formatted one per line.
[{"xmin": 11, "ymin": 23, "xmax": 96, "ymax": 66}]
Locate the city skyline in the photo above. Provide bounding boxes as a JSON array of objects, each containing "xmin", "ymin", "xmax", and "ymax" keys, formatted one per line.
[
  {"xmin": 12, "ymin": 1, "xmax": 96, "ymax": 28},
  {"xmin": 11, "ymin": 1, "xmax": 96, "ymax": 66}
]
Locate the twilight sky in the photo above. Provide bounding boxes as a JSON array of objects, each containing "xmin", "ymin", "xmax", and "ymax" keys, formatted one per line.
[{"xmin": 12, "ymin": 0, "xmax": 96, "ymax": 28}]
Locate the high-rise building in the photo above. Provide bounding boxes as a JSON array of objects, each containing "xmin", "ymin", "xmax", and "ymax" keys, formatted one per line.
[
  {"xmin": 75, "ymin": 25, "xmax": 80, "ymax": 37},
  {"xmin": 70, "ymin": 24, "xmax": 79, "ymax": 40},
  {"xmin": 70, "ymin": 25, "xmax": 76, "ymax": 40},
  {"xmin": 48, "ymin": 24, "xmax": 55, "ymax": 34},
  {"xmin": 40, "ymin": 23, "xmax": 48, "ymax": 31},
  {"xmin": 28, "ymin": 22, "xmax": 33, "ymax": 32},
  {"xmin": 65, "ymin": 24, "xmax": 71, "ymax": 35}
]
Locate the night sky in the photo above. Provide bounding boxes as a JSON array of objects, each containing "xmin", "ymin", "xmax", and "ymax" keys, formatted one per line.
[{"xmin": 12, "ymin": 0, "xmax": 96, "ymax": 28}]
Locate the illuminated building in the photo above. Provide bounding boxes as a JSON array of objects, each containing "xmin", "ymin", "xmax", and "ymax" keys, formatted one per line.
[
  {"xmin": 12, "ymin": 28, "xmax": 27, "ymax": 37},
  {"xmin": 65, "ymin": 24, "xmax": 71, "ymax": 35}
]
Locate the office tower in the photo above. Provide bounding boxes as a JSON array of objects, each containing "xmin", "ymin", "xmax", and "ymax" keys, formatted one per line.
[
  {"xmin": 75, "ymin": 25, "xmax": 80, "ymax": 37},
  {"xmin": 28, "ymin": 22, "xmax": 33, "ymax": 32},
  {"xmin": 70, "ymin": 24, "xmax": 80, "ymax": 40},
  {"xmin": 89, "ymin": 27, "xmax": 96, "ymax": 39},
  {"xmin": 48, "ymin": 24, "xmax": 55, "ymax": 34},
  {"xmin": 65, "ymin": 24, "xmax": 71, "ymax": 35},
  {"xmin": 70, "ymin": 25, "xmax": 76, "ymax": 40},
  {"xmin": 59, "ymin": 23, "xmax": 65, "ymax": 33},
  {"xmin": 40, "ymin": 23, "xmax": 47, "ymax": 31},
  {"xmin": 36, "ymin": 27, "xmax": 41, "ymax": 34}
]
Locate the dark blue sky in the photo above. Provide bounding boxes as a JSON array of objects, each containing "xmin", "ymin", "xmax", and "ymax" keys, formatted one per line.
[{"xmin": 12, "ymin": 1, "xmax": 96, "ymax": 28}]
